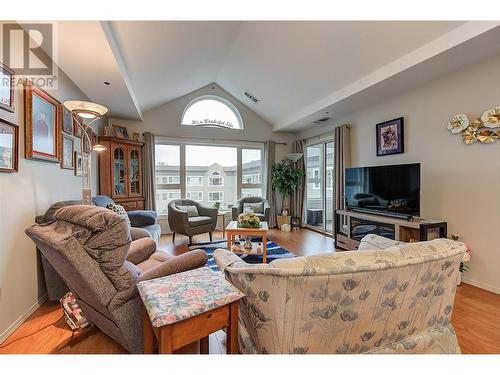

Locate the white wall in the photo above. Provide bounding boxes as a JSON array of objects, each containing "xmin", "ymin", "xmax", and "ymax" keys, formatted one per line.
[
  {"xmin": 109, "ymin": 83, "xmax": 294, "ymax": 163},
  {"xmin": 297, "ymin": 54, "xmax": 500, "ymax": 294},
  {"xmin": 0, "ymin": 48, "xmax": 102, "ymax": 340},
  {"xmin": 109, "ymin": 83, "xmax": 295, "ymax": 233}
]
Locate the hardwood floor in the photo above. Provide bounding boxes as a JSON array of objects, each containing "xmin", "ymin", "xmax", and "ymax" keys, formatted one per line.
[{"xmin": 0, "ymin": 229, "xmax": 498, "ymax": 354}]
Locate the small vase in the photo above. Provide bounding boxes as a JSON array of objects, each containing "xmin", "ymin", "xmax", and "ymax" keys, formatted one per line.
[{"xmin": 244, "ymin": 237, "xmax": 252, "ymax": 250}]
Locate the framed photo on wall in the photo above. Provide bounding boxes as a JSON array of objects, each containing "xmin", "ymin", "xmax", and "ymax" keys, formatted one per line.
[
  {"xmin": 61, "ymin": 105, "xmax": 73, "ymax": 135},
  {"xmin": 112, "ymin": 124, "xmax": 129, "ymax": 139},
  {"xmin": 0, "ymin": 118, "xmax": 19, "ymax": 173},
  {"xmin": 376, "ymin": 117, "xmax": 404, "ymax": 156},
  {"xmin": 61, "ymin": 133, "xmax": 74, "ymax": 170},
  {"xmin": 24, "ymin": 82, "xmax": 60, "ymax": 162},
  {"xmin": 0, "ymin": 62, "xmax": 15, "ymax": 113},
  {"xmin": 74, "ymin": 151, "xmax": 83, "ymax": 176}
]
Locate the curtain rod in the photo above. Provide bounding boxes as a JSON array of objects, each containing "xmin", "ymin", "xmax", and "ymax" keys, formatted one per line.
[{"xmin": 145, "ymin": 132, "xmax": 287, "ymax": 146}]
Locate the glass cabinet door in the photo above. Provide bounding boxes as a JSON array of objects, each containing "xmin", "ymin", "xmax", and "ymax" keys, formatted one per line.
[
  {"xmin": 129, "ymin": 146, "xmax": 142, "ymax": 196},
  {"xmin": 112, "ymin": 146, "xmax": 127, "ymax": 197}
]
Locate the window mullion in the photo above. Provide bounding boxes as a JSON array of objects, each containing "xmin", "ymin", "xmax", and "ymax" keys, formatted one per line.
[
  {"xmin": 237, "ymin": 146, "xmax": 242, "ymax": 199},
  {"xmin": 180, "ymin": 144, "xmax": 186, "ymax": 198}
]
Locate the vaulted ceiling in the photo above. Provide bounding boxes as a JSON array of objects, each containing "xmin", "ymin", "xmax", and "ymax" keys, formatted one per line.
[{"xmin": 53, "ymin": 21, "xmax": 500, "ymax": 132}]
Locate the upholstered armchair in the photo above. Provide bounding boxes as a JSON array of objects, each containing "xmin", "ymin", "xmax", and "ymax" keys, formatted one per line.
[
  {"xmin": 26, "ymin": 205, "xmax": 208, "ymax": 353},
  {"xmin": 168, "ymin": 199, "xmax": 218, "ymax": 245},
  {"xmin": 214, "ymin": 238, "xmax": 466, "ymax": 354},
  {"xmin": 232, "ymin": 197, "xmax": 270, "ymax": 223}
]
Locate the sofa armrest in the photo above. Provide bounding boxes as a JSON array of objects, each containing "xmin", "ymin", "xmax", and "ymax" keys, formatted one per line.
[
  {"xmin": 130, "ymin": 227, "xmax": 152, "ymax": 241},
  {"xmin": 139, "ymin": 250, "xmax": 208, "ymax": 281},
  {"xmin": 127, "ymin": 237, "xmax": 156, "ymax": 265},
  {"xmin": 167, "ymin": 204, "xmax": 189, "ymax": 232}
]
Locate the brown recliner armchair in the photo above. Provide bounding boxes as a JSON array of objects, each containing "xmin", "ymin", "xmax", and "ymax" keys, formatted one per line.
[
  {"xmin": 25, "ymin": 205, "xmax": 208, "ymax": 353},
  {"xmin": 168, "ymin": 199, "xmax": 218, "ymax": 245}
]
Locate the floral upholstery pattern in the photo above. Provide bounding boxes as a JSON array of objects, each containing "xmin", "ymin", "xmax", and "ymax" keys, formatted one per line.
[
  {"xmin": 213, "ymin": 238, "xmax": 465, "ymax": 354},
  {"xmin": 138, "ymin": 267, "xmax": 244, "ymax": 327}
]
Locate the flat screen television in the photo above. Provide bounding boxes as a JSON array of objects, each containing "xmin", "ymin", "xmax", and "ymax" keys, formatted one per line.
[{"xmin": 345, "ymin": 163, "xmax": 420, "ymax": 218}]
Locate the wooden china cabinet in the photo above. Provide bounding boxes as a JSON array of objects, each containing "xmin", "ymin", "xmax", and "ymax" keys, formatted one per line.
[{"xmin": 98, "ymin": 136, "xmax": 145, "ymax": 211}]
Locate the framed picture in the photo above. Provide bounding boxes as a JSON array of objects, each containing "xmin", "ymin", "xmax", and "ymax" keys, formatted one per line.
[
  {"xmin": 61, "ymin": 105, "xmax": 73, "ymax": 135},
  {"xmin": 24, "ymin": 82, "xmax": 60, "ymax": 162},
  {"xmin": 112, "ymin": 124, "xmax": 129, "ymax": 139},
  {"xmin": 0, "ymin": 118, "xmax": 19, "ymax": 172},
  {"xmin": 60, "ymin": 133, "xmax": 74, "ymax": 170},
  {"xmin": 82, "ymin": 127, "xmax": 95, "ymax": 153},
  {"xmin": 74, "ymin": 151, "xmax": 83, "ymax": 176},
  {"xmin": 376, "ymin": 117, "xmax": 404, "ymax": 156},
  {"xmin": 0, "ymin": 62, "xmax": 15, "ymax": 113}
]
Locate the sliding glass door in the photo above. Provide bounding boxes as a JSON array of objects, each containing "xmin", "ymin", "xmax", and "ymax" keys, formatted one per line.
[{"xmin": 305, "ymin": 139, "xmax": 334, "ymax": 234}]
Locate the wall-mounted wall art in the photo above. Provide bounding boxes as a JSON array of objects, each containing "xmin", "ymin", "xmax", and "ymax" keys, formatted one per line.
[
  {"xmin": 0, "ymin": 118, "xmax": 19, "ymax": 173},
  {"xmin": 61, "ymin": 133, "xmax": 74, "ymax": 170},
  {"xmin": 0, "ymin": 62, "xmax": 15, "ymax": 113},
  {"xmin": 24, "ymin": 82, "xmax": 60, "ymax": 162},
  {"xmin": 376, "ymin": 117, "xmax": 404, "ymax": 156},
  {"xmin": 61, "ymin": 105, "xmax": 73, "ymax": 135},
  {"xmin": 447, "ymin": 107, "xmax": 500, "ymax": 144}
]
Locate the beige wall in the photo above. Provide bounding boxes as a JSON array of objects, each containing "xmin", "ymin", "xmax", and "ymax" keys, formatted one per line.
[
  {"xmin": 297, "ymin": 54, "xmax": 500, "ymax": 294},
  {"xmin": 0, "ymin": 35, "xmax": 101, "ymax": 340},
  {"xmin": 109, "ymin": 83, "xmax": 295, "ymax": 162}
]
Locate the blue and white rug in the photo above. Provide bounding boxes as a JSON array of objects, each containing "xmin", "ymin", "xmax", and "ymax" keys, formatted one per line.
[{"xmin": 188, "ymin": 239, "xmax": 295, "ymax": 272}]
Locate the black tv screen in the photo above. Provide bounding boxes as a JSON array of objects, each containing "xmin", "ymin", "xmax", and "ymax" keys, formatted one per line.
[{"xmin": 345, "ymin": 163, "xmax": 420, "ymax": 217}]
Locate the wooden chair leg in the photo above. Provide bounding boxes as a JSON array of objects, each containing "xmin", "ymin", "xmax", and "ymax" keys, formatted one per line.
[
  {"xmin": 200, "ymin": 336, "xmax": 209, "ymax": 354},
  {"xmin": 226, "ymin": 302, "xmax": 239, "ymax": 354},
  {"xmin": 209, "ymin": 232, "xmax": 213, "ymax": 242},
  {"xmin": 172, "ymin": 232, "xmax": 175, "ymax": 242}
]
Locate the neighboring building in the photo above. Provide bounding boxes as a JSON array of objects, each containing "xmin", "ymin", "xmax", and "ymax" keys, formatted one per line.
[{"xmin": 155, "ymin": 159, "xmax": 262, "ymax": 214}]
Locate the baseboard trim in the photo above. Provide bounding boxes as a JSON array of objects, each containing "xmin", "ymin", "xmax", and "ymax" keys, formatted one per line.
[
  {"xmin": 462, "ymin": 278, "xmax": 500, "ymax": 295},
  {"xmin": 0, "ymin": 294, "xmax": 48, "ymax": 345}
]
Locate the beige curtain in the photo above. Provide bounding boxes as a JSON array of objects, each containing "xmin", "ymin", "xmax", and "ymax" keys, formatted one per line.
[
  {"xmin": 264, "ymin": 140, "xmax": 276, "ymax": 227},
  {"xmin": 291, "ymin": 139, "xmax": 306, "ymax": 226},
  {"xmin": 334, "ymin": 125, "xmax": 351, "ymax": 231},
  {"xmin": 143, "ymin": 132, "xmax": 156, "ymax": 211}
]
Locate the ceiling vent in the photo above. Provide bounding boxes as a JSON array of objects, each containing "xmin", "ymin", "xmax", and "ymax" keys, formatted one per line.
[
  {"xmin": 244, "ymin": 91, "xmax": 259, "ymax": 103},
  {"xmin": 313, "ymin": 117, "xmax": 332, "ymax": 124}
]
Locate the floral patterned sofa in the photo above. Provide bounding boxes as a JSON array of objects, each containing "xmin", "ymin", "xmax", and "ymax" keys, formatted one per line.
[{"xmin": 213, "ymin": 236, "xmax": 465, "ymax": 354}]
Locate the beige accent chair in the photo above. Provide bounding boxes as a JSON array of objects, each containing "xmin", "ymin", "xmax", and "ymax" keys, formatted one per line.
[
  {"xmin": 168, "ymin": 199, "xmax": 218, "ymax": 245},
  {"xmin": 214, "ymin": 238, "xmax": 465, "ymax": 354}
]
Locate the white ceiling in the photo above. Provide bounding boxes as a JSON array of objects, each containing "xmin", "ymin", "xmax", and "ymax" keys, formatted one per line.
[{"xmin": 52, "ymin": 21, "xmax": 500, "ymax": 132}]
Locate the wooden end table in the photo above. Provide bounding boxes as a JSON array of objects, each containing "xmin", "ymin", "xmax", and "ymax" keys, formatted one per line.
[
  {"xmin": 218, "ymin": 210, "xmax": 230, "ymax": 236},
  {"xmin": 138, "ymin": 267, "xmax": 245, "ymax": 354},
  {"xmin": 225, "ymin": 221, "xmax": 269, "ymax": 263}
]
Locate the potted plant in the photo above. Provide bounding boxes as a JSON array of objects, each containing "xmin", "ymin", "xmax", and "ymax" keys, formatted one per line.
[
  {"xmin": 271, "ymin": 161, "xmax": 305, "ymax": 227},
  {"xmin": 212, "ymin": 201, "xmax": 221, "ymax": 210}
]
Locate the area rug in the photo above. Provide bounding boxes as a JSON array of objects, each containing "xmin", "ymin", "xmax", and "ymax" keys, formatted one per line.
[{"xmin": 188, "ymin": 239, "xmax": 295, "ymax": 272}]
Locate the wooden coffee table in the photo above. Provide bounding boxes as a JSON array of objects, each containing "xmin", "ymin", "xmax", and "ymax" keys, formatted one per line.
[{"xmin": 225, "ymin": 221, "xmax": 269, "ymax": 263}]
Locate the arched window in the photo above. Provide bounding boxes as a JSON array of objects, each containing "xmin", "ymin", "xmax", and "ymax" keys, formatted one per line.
[{"xmin": 181, "ymin": 95, "xmax": 243, "ymax": 130}]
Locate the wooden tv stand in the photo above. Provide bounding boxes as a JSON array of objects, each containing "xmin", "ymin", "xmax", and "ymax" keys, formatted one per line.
[{"xmin": 334, "ymin": 209, "xmax": 447, "ymax": 251}]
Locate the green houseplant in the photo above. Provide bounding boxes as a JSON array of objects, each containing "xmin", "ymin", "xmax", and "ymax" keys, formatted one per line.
[{"xmin": 271, "ymin": 161, "xmax": 305, "ymax": 211}]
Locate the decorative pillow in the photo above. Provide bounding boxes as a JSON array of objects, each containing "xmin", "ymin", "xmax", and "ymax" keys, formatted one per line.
[
  {"xmin": 243, "ymin": 202, "xmax": 264, "ymax": 213},
  {"xmin": 358, "ymin": 234, "xmax": 405, "ymax": 251},
  {"xmin": 127, "ymin": 210, "xmax": 157, "ymax": 226},
  {"xmin": 106, "ymin": 203, "xmax": 131, "ymax": 226},
  {"xmin": 176, "ymin": 205, "xmax": 199, "ymax": 217}
]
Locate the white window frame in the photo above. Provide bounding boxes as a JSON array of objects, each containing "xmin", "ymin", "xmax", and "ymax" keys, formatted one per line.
[
  {"xmin": 208, "ymin": 191, "xmax": 224, "ymax": 202},
  {"xmin": 167, "ymin": 191, "xmax": 181, "ymax": 200},
  {"xmin": 186, "ymin": 175, "xmax": 203, "ymax": 186},
  {"xmin": 186, "ymin": 191, "xmax": 203, "ymax": 201},
  {"xmin": 154, "ymin": 138, "xmax": 265, "ymax": 216},
  {"xmin": 167, "ymin": 175, "xmax": 180, "ymax": 184},
  {"xmin": 181, "ymin": 95, "xmax": 244, "ymax": 130}
]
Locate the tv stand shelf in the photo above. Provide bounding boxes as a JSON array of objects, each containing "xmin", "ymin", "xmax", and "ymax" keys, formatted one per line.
[{"xmin": 334, "ymin": 209, "xmax": 447, "ymax": 251}]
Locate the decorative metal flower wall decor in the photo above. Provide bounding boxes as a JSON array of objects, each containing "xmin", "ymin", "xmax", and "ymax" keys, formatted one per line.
[{"xmin": 447, "ymin": 107, "xmax": 500, "ymax": 144}]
